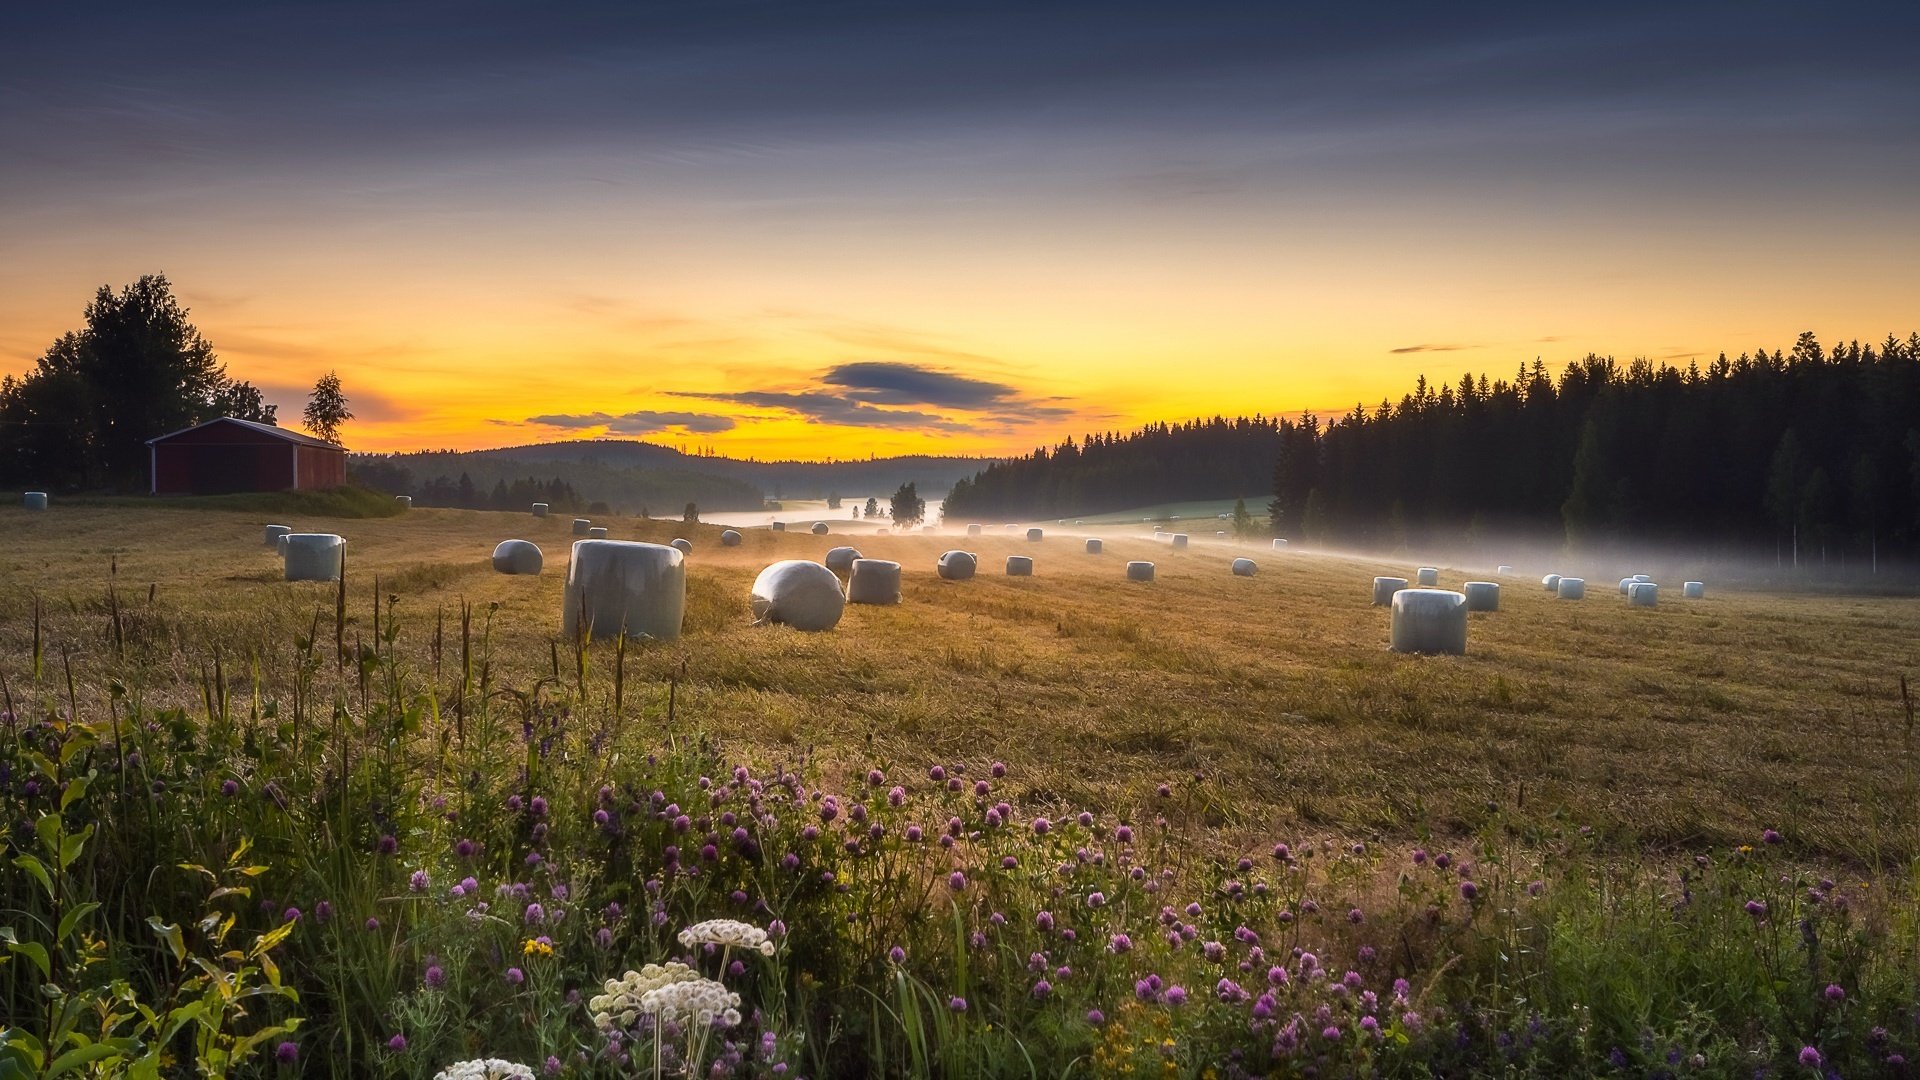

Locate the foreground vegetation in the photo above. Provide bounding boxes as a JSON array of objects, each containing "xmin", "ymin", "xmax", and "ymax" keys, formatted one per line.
[{"xmin": 2, "ymin": 504, "xmax": 1918, "ymax": 1076}]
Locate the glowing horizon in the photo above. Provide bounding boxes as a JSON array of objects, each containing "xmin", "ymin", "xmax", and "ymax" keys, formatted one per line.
[{"xmin": 5, "ymin": 3, "xmax": 1917, "ymax": 460}]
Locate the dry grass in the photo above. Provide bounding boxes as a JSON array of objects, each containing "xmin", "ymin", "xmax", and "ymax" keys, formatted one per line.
[{"xmin": 3, "ymin": 503, "xmax": 1917, "ymax": 864}]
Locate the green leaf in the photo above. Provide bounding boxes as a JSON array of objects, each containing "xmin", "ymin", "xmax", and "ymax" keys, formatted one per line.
[
  {"xmin": 45, "ymin": 1041, "xmax": 132, "ymax": 1078},
  {"xmin": 10, "ymin": 856, "xmax": 52, "ymax": 900},
  {"xmin": 59, "ymin": 775, "xmax": 90, "ymax": 813},
  {"xmin": 34, "ymin": 816, "xmax": 60, "ymax": 860},
  {"xmin": 55, "ymin": 903, "xmax": 99, "ymax": 945},
  {"xmin": 0, "ymin": 1033, "xmax": 48, "ymax": 1077},
  {"xmin": 6, "ymin": 941, "xmax": 50, "ymax": 980},
  {"xmin": 58, "ymin": 825, "xmax": 93, "ymax": 871},
  {"xmin": 147, "ymin": 917, "xmax": 185, "ymax": 964}
]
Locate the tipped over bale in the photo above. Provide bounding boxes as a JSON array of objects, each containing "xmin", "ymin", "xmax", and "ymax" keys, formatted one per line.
[
  {"xmin": 1556, "ymin": 577, "xmax": 1586, "ymax": 600},
  {"xmin": 532, "ymin": 502, "xmax": 549, "ymax": 517},
  {"xmin": 1026, "ymin": 528, "xmax": 1043, "ymax": 542},
  {"xmin": 810, "ymin": 522, "xmax": 829, "ymax": 535},
  {"xmin": 749, "ymin": 560, "xmax": 845, "ymax": 631},
  {"xmin": 587, "ymin": 526, "xmax": 609, "ymax": 539},
  {"xmin": 1390, "ymin": 589, "xmax": 1469, "ymax": 655},
  {"xmin": 23, "ymin": 492, "xmax": 48, "ymax": 510},
  {"xmin": 966, "ymin": 524, "xmax": 983, "ymax": 536},
  {"xmin": 824, "ymin": 546, "xmax": 862, "ymax": 573},
  {"xmin": 670, "ymin": 538, "xmax": 692, "ymax": 555},
  {"xmin": 492, "ymin": 539, "xmax": 543, "ymax": 575},
  {"xmin": 1416, "ymin": 567, "xmax": 1439, "ymax": 586},
  {"xmin": 1231, "ymin": 558, "xmax": 1257, "ymax": 577},
  {"xmin": 847, "ymin": 559, "xmax": 902, "ymax": 605},
  {"xmin": 720, "ymin": 529, "xmax": 742, "ymax": 547},
  {"xmin": 563, "ymin": 540, "xmax": 685, "ymax": 641},
  {"xmin": 1372, "ymin": 576, "xmax": 1409, "ymax": 606},
  {"xmin": 1683, "ymin": 581, "xmax": 1705, "ymax": 599},
  {"xmin": 1628, "ymin": 581, "xmax": 1659, "ymax": 607},
  {"xmin": 1542, "ymin": 574, "xmax": 1561, "ymax": 591},
  {"xmin": 1618, "ymin": 577, "xmax": 1638, "ymax": 596},
  {"xmin": 1171, "ymin": 534, "xmax": 1188, "ymax": 550},
  {"xmin": 264, "ymin": 524, "xmax": 292, "ymax": 546},
  {"xmin": 1126, "ymin": 561, "xmax": 1155, "ymax": 582},
  {"xmin": 1006, "ymin": 555, "xmax": 1034, "ymax": 576},
  {"xmin": 283, "ymin": 533, "xmax": 345, "ymax": 582},
  {"xmin": 1085, "ymin": 538, "xmax": 1103, "ymax": 554},
  {"xmin": 572, "ymin": 518, "xmax": 592, "ymax": 536},
  {"xmin": 937, "ymin": 551, "xmax": 977, "ymax": 580},
  {"xmin": 1462, "ymin": 581, "xmax": 1500, "ymax": 612}
]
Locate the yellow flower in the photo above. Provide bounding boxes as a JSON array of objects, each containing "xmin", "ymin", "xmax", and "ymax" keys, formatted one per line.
[{"xmin": 522, "ymin": 937, "xmax": 554, "ymax": 957}]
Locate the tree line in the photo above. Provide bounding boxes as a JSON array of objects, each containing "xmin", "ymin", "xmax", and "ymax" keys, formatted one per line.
[
  {"xmin": 347, "ymin": 461, "xmax": 598, "ymax": 514},
  {"xmin": 946, "ymin": 332, "xmax": 1920, "ymax": 564}
]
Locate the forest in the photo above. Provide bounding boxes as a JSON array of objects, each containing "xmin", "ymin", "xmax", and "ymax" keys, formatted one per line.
[{"xmin": 944, "ymin": 332, "xmax": 1920, "ymax": 563}]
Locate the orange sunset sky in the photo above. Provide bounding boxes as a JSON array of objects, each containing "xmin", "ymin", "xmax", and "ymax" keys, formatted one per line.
[{"xmin": 5, "ymin": 3, "xmax": 1917, "ymax": 459}]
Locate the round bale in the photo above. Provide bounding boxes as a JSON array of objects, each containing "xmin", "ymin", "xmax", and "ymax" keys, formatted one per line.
[
  {"xmin": 770, "ymin": 521, "xmax": 786, "ymax": 532},
  {"xmin": 394, "ymin": 495, "xmax": 412, "ymax": 509},
  {"xmin": 966, "ymin": 523, "xmax": 983, "ymax": 536},
  {"xmin": 824, "ymin": 545, "xmax": 862, "ymax": 573},
  {"xmin": 1416, "ymin": 567, "xmax": 1439, "ymax": 586},
  {"xmin": 1683, "ymin": 581, "xmax": 1705, "ymax": 599},
  {"xmin": 1542, "ymin": 574, "xmax": 1561, "ymax": 591},
  {"xmin": 847, "ymin": 558, "xmax": 902, "ymax": 605},
  {"xmin": 1632, "ymin": 574, "xmax": 1652, "ymax": 583},
  {"xmin": 1126, "ymin": 560, "xmax": 1156, "ymax": 582},
  {"xmin": 1390, "ymin": 589, "xmax": 1469, "ymax": 655},
  {"xmin": 1628, "ymin": 581, "xmax": 1659, "ymax": 607},
  {"xmin": 937, "ymin": 550, "xmax": 977, "ymax": 580},
  {"xmin": 810, "ymin": 522, "xmax": 829, "ymax": 536},
  {"xmin": 1232, "ymin": 558, "xmax": 1257, "ymax": 577},
  {"xmin": 749, "ymin": 560, "xmax": 845, "ymax": 631},
  {"xmin": 1085, "ymin": 538, "xmax": 1103, "ymax": 554},
  {"xmin": 1171, "ymin": 533, "xmax": 1189, "ymax": 550},
  {"xmin": 572, "ymin": 518, "xmax": 592, "ymax": 537},
  {"xmin": 276, "ymin": 534, "xmax": 289, "ymax": 557},
  {"xmin": 1372, "ymin": 576, "xmax": 1409, "ymax": 606},
  {"xmin": 1618, "ymin": 577, "xmax": 1638, "ymax": 595},
  {"xmin": 284, "ymin": 533, "xmax": 345, "ymax": 582},
  {"xmin": 1272, "ymin": 539, "xmax": 1288, "ymax": 550},
  {"xmin": 1496, "ymin": 565, "xmax": 1513, "ymax": 575},
  {"xmin": 1462, "ymin": 581, "xmax": 1500, "ymax": 612},
  {"xmin": 670, "ymin": 538, "xmax": 692, "ymax": 555},
  {"xmin": 264, "ymin": 524, "xmax": 292, "ymax": 546},
  {"xmin": 720, "ymin": 529, "xmax": 742, "ymax": 547},
  {"xmin": 23, "ymin": 492, "xmax": 48, "ymax": 510},
  {"xmin": 1006, "ymin": 555, "xmax": 1034, "ymax": 576},
  {"xmin": 492, "ymin": 539, "xmax": 543, "ymax": 575},
  {"xmin": 1556, "ymin": 577, "xmax": 1586, "ymax": 600},
  {"xmin": 587, "ymin": 526, "xmax": 609, "ymax": 539},
  {"xmin": 532, "ymin": 502, "xmax": 549, "ymax": 517},
  {"xmin": 563, "ymin": 540, "xmax": 686, "ymax": 641},
  {"xmin": 1026, "ymin": 528, "xmax": 1043, "ymax": 542}
]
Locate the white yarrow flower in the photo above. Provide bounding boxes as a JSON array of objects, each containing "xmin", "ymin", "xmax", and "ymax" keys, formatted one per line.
[
  {"xmin": 639, "ymin": 977, "xmax": 742, "ymax": 1028},
  {"xmin": 589, "ymin": 962, "xmax": 704, "ymax": 1032},
  {"xmin": 432, "ymin": 1060, "xmax": 536, "ymax": 1080},
  {"xmin": 677, "ymin": 918, "xmax": 777, "ymax": 956}
]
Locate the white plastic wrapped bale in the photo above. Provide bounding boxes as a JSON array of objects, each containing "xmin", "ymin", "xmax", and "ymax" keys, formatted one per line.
[
  {"xmin": 720, "ymin": 529, "xmax": 742, "ymax": 547},
  {"xmin": 283, "ymin": 533, "xmax": 345, "ymax": 582},
  {"xmin": 1171, "ymin": 534, "xmax": 1188, "ymax": 550},
  {"xmin": 922, "ymin": 525, "xmax": 936, "ymax": 533},
  {"xmin": 937, "ymin": 550, "xmax": 977, "ymax": 580},
  {"xmin": 966, "ymin": 524, "xmax": 983, "ymax": 536},
  {"xmin": 1126, "ymin": 561, "xmax": 1155, "ymax": 582},
  {"xmin": 1683, "ymin": 581, "xmax": 1705, "ymax": 599},
  {"xmin": 1390, "ymin": 589, "xmax": 1469, "ymax": 655},
  {"xmin": 394, "ymin": 495, "xmax": 412, "ymax": 508},
  {"xmin": 770, "ymin": 522, "xmax": 786, "ymax": 532},
  {"xmin": 1632, "ymin": 574, "xmax": 1652, "ymax": 583},
  {"xmin": 1416, "ymin": 567, "xmax": 1439, "ymax": 586},
  {"xmin": 824, "ymin": 546, "xmax": 862, "ymax": 573},
  {"xmin": 23, "ymin": 492, "xmax": 48, "ymax": 510},
  {"xmin": 562, "ymin": 540, "xmax": 686, "ymax": 642},
  {"xmin": 1542, "ymin": 574, "xmax": 1561, "ymax": 591},
  {"xmin": 1004, "ymin": 524, "xmax": 1020, "ymax": 533},
  {"xmin": 1085, "ymin": 538, "xmax": 1103, "ymax": 554},
  {"xmin": 587, "ymin": 527, "xmax": 609, "ymax": 539},
  {"xmin": 749, "ymin": 560, "xmax": 845, "ymax": 631},
  {"xmin": 1232, "ymin": 558, "xmax": 1257, "ymax": 577},
  {"xmin": 532, "ymin": 502, "xmax": 549, "ymax": 517},
  {"xmin": 1372, "ymin": 576, "xmax": 1408, "ymax": 606},
  {"xmin": 276, "ymin": 534, "xmax": 289, "ymax": 557},
  {"xmin": 1075, "ymin": 520, "xmax": 1085, "ymax": 526},
  {"xmin": 1496, "ymin": 565, "xmax": 1513, "ymax": 575},
  {"xmin": 572, "ymin": 518, "xmax": 592, "ymax": 536},
  {"xmin": 1556, "ymin": 577, "xmax": 1586, "ymax": 599},
  {"xmin": 810, "ymin": 522, "xmax": 829, "ymax": 535},
  {"xmin": 1026, "ymin": 528, "xmax": 1043, "ymax": 542},
  {"xmin": 1272, "ymin": 539, "xmax": 1288, "ymax": 550},
  {"xmin": 1462, "ymin": 581, "xmax": 1500, "ymax": 612},
  {"xmin": 847, "ymin": 559, "xmax": 902, "ymax": 605},
  {"xmin": 671, "ymin": 538, "xmax": 692, "ymax": 555},
  {"xmin": 1006, "ymin": 555, "xmax": 1034, "ymax": 576},
  {"xmin": 1628, "ymin": 582, "xmax": 1659, "ymax": 607},
  {"xmin": 264, "ymin": 524, "xmax": 292, "ymax": 546},
  {"xmin": 1618, "ymin": 577, "xmax": 1638, "ymax": 595},
  {"xmin": 1216, "ymin": 530, "xmax": 1226, "ymax": 539},
  {"xmin": 492, "ymin": 539, "xmax": 543, "ymax": 575}
]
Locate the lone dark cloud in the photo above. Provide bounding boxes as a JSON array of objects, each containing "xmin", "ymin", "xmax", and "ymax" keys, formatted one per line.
[
  {"xmin": 526, "ymin": 410, "xmax": 737, "ymax": 435},
  {"xmin": 823, "ymin": 361, "xmax": 1018, "ymax": 409},
  {"xmin": 667, "ymin": 390, "xmax": 971, "ymax": 432},
  {"xmin": 1389, "ymin": 343, "xmax": 1476, "ymax": 355},
  {"xmin": 669, "ymin": 360, "xmax": 1076, "ymax": 432}
]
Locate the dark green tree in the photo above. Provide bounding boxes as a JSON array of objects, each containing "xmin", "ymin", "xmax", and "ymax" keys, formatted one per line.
[
  {"xmin": 890, "ymin": 482, "xmax": 925, "ymax": 528},
  {"xmin": 303, "ymin": 370, "xmax": 354, "ymax": 444},
  {"xmin": 684, "ymin": 502, "xmax": 700, "ymax": 523}
]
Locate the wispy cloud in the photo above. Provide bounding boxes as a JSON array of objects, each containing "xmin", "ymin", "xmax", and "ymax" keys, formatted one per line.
[
  {"xmin": 1389, "ymin": 343, "xmax": 1477, "ymax": 355},
  {"xmin": 666, "ymin": 389, "xmax": 971, "ymax": 432},
  {"xmin": 668, "ymin": 359, "xmax": 1077, "ymax": 432},
  {"xmin": 524, "ymin": 409, "xmax": 738, "ymax": 436}
]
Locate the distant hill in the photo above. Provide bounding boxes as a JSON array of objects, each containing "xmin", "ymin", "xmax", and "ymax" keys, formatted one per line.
[{"xmin": 349, "ymin": 440, "xmax": 996, "ymax": 515}]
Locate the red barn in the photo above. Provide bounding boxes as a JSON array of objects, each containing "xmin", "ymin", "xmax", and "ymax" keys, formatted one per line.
[{"xmin": 147, "ymin": 417, "xmax": 347, "ymax": 495}]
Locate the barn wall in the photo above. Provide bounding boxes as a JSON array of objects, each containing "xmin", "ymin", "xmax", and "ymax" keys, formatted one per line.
[
  {"xmin": 152, "ymin": 442, "xmax": 294, "ymax": 494},
  {"xmin": 294, "ymin": 446, "xmax": 347, "ymax": 489}
]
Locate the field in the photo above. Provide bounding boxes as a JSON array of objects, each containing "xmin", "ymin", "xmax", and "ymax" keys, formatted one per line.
[{"xmin": 3, "ymin": 500, "xmax": 1918, "ymax": 1077}]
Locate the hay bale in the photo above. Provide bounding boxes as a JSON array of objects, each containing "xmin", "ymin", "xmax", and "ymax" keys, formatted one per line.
[
  {"xmin": 770, "ymin": 521, "xmax": 786, "ymax": 532},
  {"xmin": 1556, "ymin": 577, "xmax": 1585, "ymax": 600},
  {"xmin": 1231, "ymin": 558, "xmax": 1257, "ymax": 577},
  {"xmin": 563, "ymin": 540, "xmax": 686, "ymax": 641},
  {"xmin": 1542, "ymin": 574, "xmax": 1561, "ymax": 591},
  {"xmin": 1171, "ymin": 533, "xmax": 1188, "ymax": 550},
  {"xmin": 810, "ymin": 522, "xmax": 829, "ymax": 535},
  {"xmin": 276, "ymin": 534, "xmax": 289, "ymax": 557},
  {"xmin": 532, "ymin": 502, "xmax": 549, "ymax": 517},
  {"xmin": 750, "ymin": 560, "xmax": 845, "ymax": 631},
  {"xmin": 1372, "ymin": 576, "xmax": 1409, "ymax": 606},
  {"xmin": 824, "ymin": 546, "xmax": 862, "ymax": 573},
  {"xmin": 23, "ymin": 492, "xmax": 48, "ymax": 510},
  {"xmin": 720, "ymin": 529, "xmax": 742, "ymax": 547},
  {"xmin": 264, "ymin": 524, "xmax": 292, "ymax": 546},
  {"xmin": 1272, "ymin": 539, "xmax": 1287, "ymax": 550},
  {"xmin": 1496, "ymin": 565, "xmax": 1513, "ymax": 575},
  {"xmin": 572, "ymin": 518, "xmax": 592, "ymax": 536},
  {"xmin": 1216, "ymin": 530, "xmax": 1227, "ymax": 539},
  {"xmin": 1006, "ymin": 555, "xmax": 1034, "ymax": 576},
  {"xmin": 1085, "ymin": 538, "xmax": 1103, "ymax": 554},
  {"xmin": 1618, "ymin": 577, "xmax": 1638, "ymax": 595},
  {"xmin": 671, "ymin": 538, "xmax": 692, "ymax": 555},
  {"xmin": 1683, "ymin": 581, "xmax": 1705, "ymax": 599},
  {"xmin": 394, "ymin": 495, "xmax": 412, "ymax": 509},
  {"xmin": 492, "ymin": 539, "xmax": 543, "ymax": 575},
  {"xmin": 1026, "ymin": 528, "xmax": 1043, "ymax": 542},
  {"xmin": 587, "ymin": 526, "xmax": 609, "ymax": 539},
  {"xmin": 283, "ymin": 533, "xmax": 345, "ymax": 582},
  {"xmin": 1462, "ymin": 581, "xmax": 1500, "ymax": 612},
  {"xmin": 1126, "ymin": 560, "xmax": 1155, "ymax": 582},
  {"xmin": 937, "ymin": 550, "xmax": 977, "ymax": 580},
  {"xmin": 1390, "ymin": 589, "xmax": 1468, "ymax": 655},
  {"xmin": 1416, "ymin": 567, "xmax": 1439, "ymax": 586},
  {"xmin": 847, "ymin": 558, "xmax": 902, "ymax": 605},
  {"xmin": 967, "ymin": 523, "xmax": 983, "ymax": 536},
  {"xmin": 1632, "ymin": 574, "xmax": 1651, "ymax": 583},
  {"xmin": 1628, "ymin": 581, "xmax": 1659, "ymax": 607}
]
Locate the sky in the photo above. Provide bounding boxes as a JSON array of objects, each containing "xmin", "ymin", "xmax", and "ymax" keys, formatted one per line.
[{"xmin": 4, "ymin": 1, "xmax": 1918, "ymax": 458}]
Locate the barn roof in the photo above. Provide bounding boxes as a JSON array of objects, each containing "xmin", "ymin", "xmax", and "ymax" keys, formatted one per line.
[{"xmin": 146, "ymin": 416, "xmax": 343, "ymax": 451}]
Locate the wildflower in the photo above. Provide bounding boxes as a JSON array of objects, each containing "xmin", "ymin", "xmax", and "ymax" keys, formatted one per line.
[
  {"xmin": 1527, "ymin": 880, "xmax": 1544, "ymax": 897},
  {"xmin": 523, "ymin": 937, "xmax": 554, "ymax": 957},
  {"xmin": 1744, "ymin": 899, "xmax": 1767, "ymax": 918},
  {"xmin": 1088, "ymin": 891, "xmax": 1106, "ymax": 908},
  {"xmin": 1001, "ymin": 855, "xmax": 1018, "ymax": 869},
  {"xmin": 888, "ymin": 786, "xmax": 906, "ymax": 807},
  {"xmin": 432, "ymin": 1060, "xmax": 537, "ymax": 1080},
  {"xmin": 1087, "ymin": 1009, "xmax": 1105, "ymax": 1025},
  {"xmin": 1459, "ymin": 881, "xmax": 1479, "ymax": 901},
  {"xmin": 524, "ymin": 903, "xmax": 545, "ymax": 925},
  {"xmin": 1763, "ymin": 828, "xmax": 1783, "ymax": 845},
  {"xmin": 409, "ymin": 870, "xmax": 430, "ymax": 892},
  {"xmin": 947, "ymin": 871, "xmax": 967, "ymax": 892},
  {"xmin": 1348, "ymin": 908, "xmax": 1364, "ymax": 924},
  {"xmin": 1032, "ymin": 980, "xmax": 1052, "ymax": 999},
  {"xmin": 315, "ymin": 901, "xmax": 333, "ymax": 923},
  {"xmin": 1321, "ymin": 1026, "xmax": 1341, "ymax": 1041},
  {"xmin": 282, "ymin": 907, "xmax": 301, "ymax": 922},
  {"xmin": 530, "ymin": 796, "xmax": 548, "ymax": 817},
  {"xmin": 365, "ymin": 917, "xmax": 381, "ymax": 931},
  {"xmin": 456, "ymin": 838, "xmax": 477, "ymax": 858},
  {"xmin": 275, "ymin": 1042, "xmax": 299, "ymax": 1065},
  {"xmin": 505, "ymin": 967, "xmax": 525, "ymax": 985},
  {"xmin": 387, "ymin": 1034, "xmax": 408, "ymax": 1051},
  {"xmin": 1078, "ymin": 812, "xmax": 1094, "ymax": 827},
  {"xmin": 929, "ymin": 765, "xmax": 946, "ymax": 781},
  {"xmin": 1116, "ymin": 825, "xmax": 1134, "ymax": 843},
  {"xmin": 1036, "ymin": 911, "xmax": 1055, "ymax": 932},
  {"xmin": 1165, "ymin": 986, "xmax": 1188, "ymax": 1006},
  {"xmin": 1824, "ymin": 983, "xmax": 1845, "ymax": 1002},
  {"xmin": 378, "ymin": 835, "xmax": 399, "ymax": 855},
  {"xmin": 1032, "ymin": 817, "xmax": 1051, "ymax": 835},
  {"xmin": 678, "ymin": 919, "xmax": 778, "ymax": 957},
  {"xmin": 889, "ymin": 946, "xmax": 906, "ymax": 964},
  {"xmin": 1798, "ymin": 1046, "xmax": 1821, "ymax": 1068},
  {"xmin": 991, "ymin": 761, "xmax": 1007, "ymax": 778},
  {"xmin": 1109, "ymin": 933, "xmax": 1133, "ymax": 953},
  {"xmin": 1157, "ymin": 783, "xmax": 1172, "ymax": 798},
  {"xmin": 948, "ymin": 996, "xmax": 967, "ymax": 1013},
  {"xmin": 221, "ymin": 779, "xmax": 240, "ymax": 797}
]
